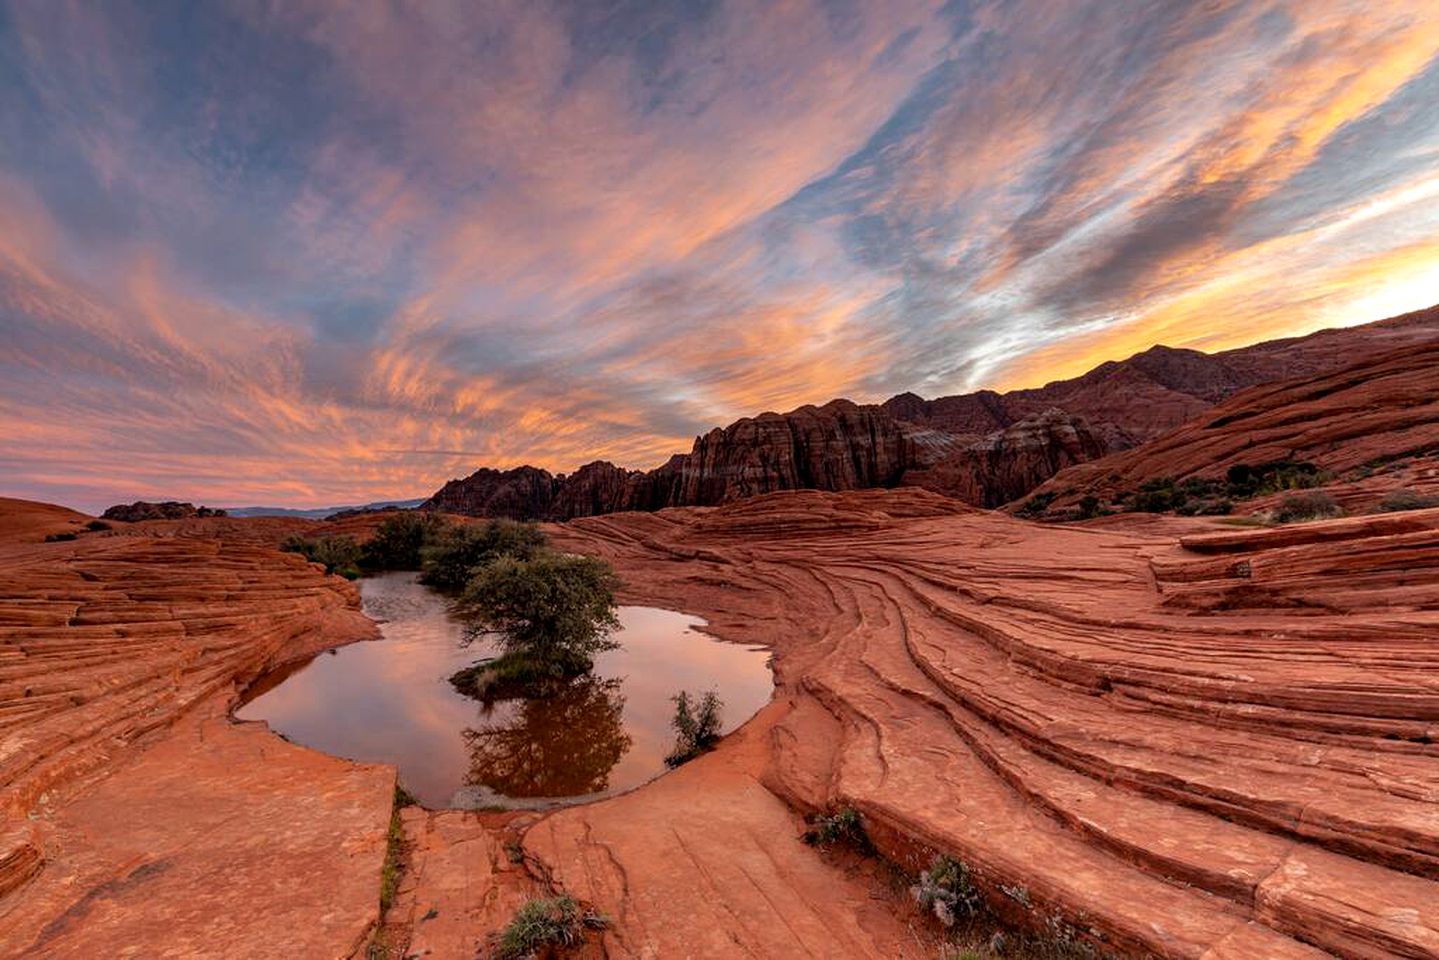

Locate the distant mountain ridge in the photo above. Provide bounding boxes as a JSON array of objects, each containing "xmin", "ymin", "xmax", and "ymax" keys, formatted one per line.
[
  {"xmin": 228, "ymin": 498, "xmax": 426, "ymax": 520},
  {"xmin": 424, "ymin": 304, "xmax": 1439, "ymax": 520}
]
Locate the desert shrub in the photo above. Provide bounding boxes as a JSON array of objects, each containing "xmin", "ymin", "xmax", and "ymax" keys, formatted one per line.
[
  {"xmin": 911, "ymin": 855, "xmax": 984, "ymax": 927},
  {"xmin": 802, "ymin": 807, "xmax": 870, "ymax": 851},
  {"xmin": 419, "ymin": 519, "xmax": 546, "ymax": 589},
  {"xmin": 492, "ymin": 896, "xmax": 607, "ymax": 960},
  {"xmin": 1131, "ymin": 478, "xmax": 1184, "ymax": 513},
  {"xmin": 1016, "ymin": 491, "xmax": 1057, "ymax": 518},
  {"xmin": 282, "ymin": 534, "xmax": 362, "ymax": 578},
  {"xmin": 665, "ymin": 690, "xmax": 723, "ymax": 766},
  {"xmin": 85, "ymin": 519, "xmax": 111, "ymax": 532},
  {"xmin": 43, "ymin": 531, "xmax": 78, "ymax": 542},
  {"xmin": 1226, "ymin": 460, "xmax": 1325, "ymax": 498},
  {"xmin": 1075, "ymin": 496, "xmax": 1101, "ymax": 520},
  {"xmin": 360, "ymin": 511, "xmax": 447, "ymax": 570},
  {"xmin": 1273, "ymin": 491, "xmax": 1342, "ymax": 524},
  {"xmin": 458, "ymin": 551, "xmax": 619, "ymax": 687},
  {"xmin": 1377, "ymin": 489, "xmax": 1439, "ymax": 513}
]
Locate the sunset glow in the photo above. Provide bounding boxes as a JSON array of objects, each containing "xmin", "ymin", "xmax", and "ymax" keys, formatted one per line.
[{"xmin": 2, "ymin": 1, "xmax": 1437, "ymax": 510}]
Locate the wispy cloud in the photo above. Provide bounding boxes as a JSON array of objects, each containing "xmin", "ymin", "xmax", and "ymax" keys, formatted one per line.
[{"xmin": 0, "ymin": 0, "xmax": 1436, "ymax": 510}]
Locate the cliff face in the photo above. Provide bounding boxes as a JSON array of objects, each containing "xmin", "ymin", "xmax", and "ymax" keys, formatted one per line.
[
  {"xmin": 423, "ymin": 305, "xmax": 1439, "ymax": 520},
  {"xmin": 423, "ymin": 401, "xmax": 921, "ymax": 520},
  {"xmin": 901, "ymin": 409, "xmax": 1114, "ymax": 508},
  {"xmin": 423, "ymin": 466, "xmax": 559, "ymax": 520}
]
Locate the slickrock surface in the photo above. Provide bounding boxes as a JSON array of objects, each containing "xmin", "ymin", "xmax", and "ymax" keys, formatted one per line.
[
  {"xmin": 0, "ymin": 501, "xmax": 392, "ymax": 958},
  {"xmin": 494, "ymin": 488, "xmax": 1436, "ymax": 959}
]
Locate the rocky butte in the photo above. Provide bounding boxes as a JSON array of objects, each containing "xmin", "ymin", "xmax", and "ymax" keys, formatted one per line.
[{"xmin": 1, "ymin": 303, "xmax": 1437, "ymax": 958}]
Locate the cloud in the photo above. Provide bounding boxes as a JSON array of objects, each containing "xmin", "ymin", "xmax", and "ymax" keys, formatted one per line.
[{"xmin": 0, "ymin": 0, "xmax": 1437, "ymax": 510}]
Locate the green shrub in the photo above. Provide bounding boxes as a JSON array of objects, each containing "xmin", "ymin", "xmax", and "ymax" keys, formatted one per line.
[
  {"xmin": 1016, "ymin": 491, "xmax": 1057, "ymax": 518},
  {"xmin": 1377, "ymin": 489, "xmax": 1439, "ymax": 513},
  {"xmin": 43, "ymin": 531, "xmax": 78, "ymax": 542},
  {"xmin": 1132, "ymin": 478, "xmax": 1184, "ymax": 513},
  {"xmin": 360, "ymin": 511, "xmax": 447, "ymax": 570},
  {"xmin": 802, "ymin": 807, "xmax": 870, "ymax": 851},
  {"xmin": 85, "ymin": 519, "xmax": 111, "ymax": 532},
  {"xmin": 1075, "ymin": 496, "xmax": 1101, "ymax": 520},
  {"xmin": 1226, "ymin": 460, "xmax": 1325, "ymax": 497},
  {"xmin": 1273, "ymin": 491, "xmax": 1342, "ymax": 523},
  {"xmin": 492, "ymin": 896, "xmax": 607, "ymax": 960},
  {"xmin": 459, "ymin": 551, "xmax": 620, "ymax": 682},
  {"xmin": 282, "ymin": 534, "xmax": 362, "ymax": 578},
  {"xmin": 665, "ymin": 690, "xmax": 723, "ymax": 767},
  {"xmin": 419, "ymin": 519, "xmax": 546, "ymax": 589}
]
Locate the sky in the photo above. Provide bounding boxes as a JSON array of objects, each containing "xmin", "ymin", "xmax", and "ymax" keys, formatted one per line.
[{"xmin": 2, "ymin": 1, "xmax": 1438, "ymax": 512}]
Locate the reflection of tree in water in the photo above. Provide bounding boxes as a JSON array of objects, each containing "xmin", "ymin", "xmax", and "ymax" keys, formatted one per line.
[{"xmin": 462, "ymin": 676, "xmax": 632, "ymax": 798}]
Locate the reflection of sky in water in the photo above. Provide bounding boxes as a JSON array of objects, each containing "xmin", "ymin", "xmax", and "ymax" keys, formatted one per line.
[{"xmin": 235, "ymin": 572, "xmax": 773, "ymax": 807}]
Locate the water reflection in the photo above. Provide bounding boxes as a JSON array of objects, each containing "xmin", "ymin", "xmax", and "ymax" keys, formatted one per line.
[
  {"xmin": 235, "ymin": 572, "xmax": 773, "ymax": 808},
  {"xmin": 463, "ymin": 676, "xmax": 632, "ymax": 798}
]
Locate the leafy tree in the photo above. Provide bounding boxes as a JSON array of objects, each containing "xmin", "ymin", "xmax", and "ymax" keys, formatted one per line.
[
  {"xmin": 360, "ymin": 511, "xmax": 447, "ymax": 570},
  {"xmin": 420, "ymin": 519, "xmax": 546, "ymax": 589},
  {"xmin": 281, "ymin": 534, "xmax": 361, "ymax": 578},
  {"xmin": 460, "ymin": 551, "xmax": 620, "ymax": 679}
]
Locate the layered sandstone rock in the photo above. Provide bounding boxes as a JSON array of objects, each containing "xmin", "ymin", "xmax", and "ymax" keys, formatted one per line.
[
  {"xmin": 508, "ymin": 489, "xmax": 1439, "ymax": 959},
  {"xmin": 1027, "ymin": 339, "xmax": 1439, "ymax": 513},
  {"xmin": 0, "ymin": 501, "xmax": 391, "ymax": 958}
]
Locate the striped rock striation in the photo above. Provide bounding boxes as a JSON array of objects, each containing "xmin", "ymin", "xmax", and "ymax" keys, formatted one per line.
[
  {"xmin": 495, "ymin": 489, "xmax": 1439, "ymax": 959},
  {"xmin": 0, "ymin": 502, "xmax": 391, "ymax": 958}
]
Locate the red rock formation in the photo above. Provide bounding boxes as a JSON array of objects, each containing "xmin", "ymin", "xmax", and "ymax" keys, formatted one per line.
[
  {"xmin": 100, "ymin": 500, "xmax": 227, "ymax": 522},
  {"xmin": 424, "ymin": 400, "xmax": 919, "ymax": 519},
  {"xmin": 902, "ymin": 408, "xmax": 1113, "ymax": 507},
  {"xmin": 423, "ymin": 305, "xmax": 1439, "ymax": 520},
  {"xmin": 0, "ymin": 501, "xmax": 390, "ymax": 957},
  {"xmin": 509, "ymin": 490, "xmax": 1439, "ymax": 959},
  {"xmin": 1028, "ymin": 339, "xmax": 1439, "ymax": 512},
  {"xmin": 888, "ymin": 303, "xmax": 1439, "ymax": 443},
  {"xmin": 423, "ymin": 465, "xmax": 560, "ymax": 519}
]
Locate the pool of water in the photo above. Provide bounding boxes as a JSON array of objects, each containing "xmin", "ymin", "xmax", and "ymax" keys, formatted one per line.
[{"xmin": 235, "ymin": 572, "xmax": 773, "ymax": 808}]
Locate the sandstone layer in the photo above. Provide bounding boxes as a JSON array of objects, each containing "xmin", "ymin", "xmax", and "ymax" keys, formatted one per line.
[
  {"xmin": 0, "ymin": 502, "xmax": 392, "ymax": 958},
  {"xmin": 488, "ymin": 489, "xmax": 1438, "ymax": 959}
]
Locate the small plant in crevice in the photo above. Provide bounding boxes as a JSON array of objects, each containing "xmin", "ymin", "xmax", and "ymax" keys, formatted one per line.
[
  {"xmin": 802, "ymin": 806, "xmax": 871, "ymax": 852},
  {"xmin": 491, "ymin": 895, "xmax": 608, "ymax": 960},
  {"xmin": 665, "ymin": 689, "xmax": 723, "ymax": 767},
  {"xmin": 911, "ymin": 855, "xmax": 984, "ymax": 928},
  {"xmin": 379, "ymin": 784, "xmax": 416, "ymax": 915},
  {"xmin": 43, "ymin": 531, "xmax": 78, "ymax": 542}
]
